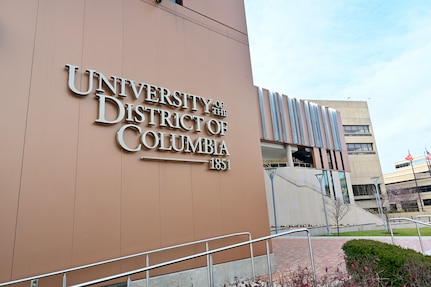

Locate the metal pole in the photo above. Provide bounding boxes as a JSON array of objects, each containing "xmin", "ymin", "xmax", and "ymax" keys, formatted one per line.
[
  {"xmin": 146, "ymin": 255, "xmax": 149, "ymax": 287},
  {"xmin": 371, "ymin": 177, "xmax": 387, "ymax": 230},
  {"xmin": 306, "ymin": 232, "xmax": 317, "ymax": 284},
  {"xmin": 269, "ymin": 171, "xmax": 278, "ymax": 234},
  {"xmin": 265, "ymin": 240, "xmax": 273, "ymax": 287},
  {"xmin": 206, "ymin": 242, "xmax": 211, "ymax": 287},
  {"xmin": 415, "ymin": 222, "xmax": 425, "ymax": 254},
  {"xmin": 375, "ymin": 189, "xmax": 386, "ymax": 230},
  {"xmin": 426, "ymin": 156, "xmax": 431, "ymax": 176},
  {"xmin": 315, "ymin": 174, "xmax": 330, "ymax": 235},
  {"xmin": 410, "ymin": 163, "xmax": 424, "ymax": 211},
  {"xmin": 209, "ymin": 255, "xmax": 214, "ymax": 287},
  {"xmin": 389, "ymin": 219, "xmax": 395, "ymax": 245},
  {"xmin": 248, "ymin": 233, "xmax": 256, "ymax": 280}
]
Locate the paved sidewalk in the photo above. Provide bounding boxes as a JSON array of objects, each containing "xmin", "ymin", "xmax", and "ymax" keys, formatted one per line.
[{"xmin": 272, "ymin": 236, "xmax": 431, "ymax": 277}]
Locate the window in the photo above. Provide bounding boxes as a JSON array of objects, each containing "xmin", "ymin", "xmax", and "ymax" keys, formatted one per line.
[
  {"xmin": 396, "ymin": 158, "xmax": 428, "ymax": 169},
  {"xmin": 419, "ymin": 185, "xmax": 431, "ymax": 193},
  {"xmin": 389, "ymin": 204, "xmax": 398, "ymax": 211},
  {"xmin": 353, "ymin": 184, "xmax": 376, "ymax": 196},
  {"xmin": 323, "ymin": 170, "xmax": 331, "ymax": 197},
  {"xmin": 292, "ymin": 147, "xmax": 313, "ymax": 168},
  {"xmin": 395, "ymin": 162, "xmax": 410, "ymax": 169},
  {"xmin": 326, "ymin": 150, "xmax": 333, "ymax": 169},
  {"xmin": 347, "ymin": 143, "xmax": 374, "ymax": 153},
  {"xmin": 343, "ymin": 125, "xmax": 370, "ymax": 135},
  {"xmin": 339, "ymin": 172, "xmax": 350, "ymax": 203},
  {"xmin": 339, "ymin": 151, "xmax": 345, "ymax": 170},
  {"xmin": 423, "ymin": 199, "xmax": 431, "ymax": 206},
  {"xmin": 401, "ymin": 201, "xmax": 419, "ymax": 212}
]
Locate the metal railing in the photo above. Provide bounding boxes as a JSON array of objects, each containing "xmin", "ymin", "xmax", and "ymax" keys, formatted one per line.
[
  {"xmin": 389, "ymin": 217, "xmax": 431, "ymax": 254},
  {"xmin": 414, "ymin": 214, "xmax": 431, "ymax": 222},
  {"xmin": 0, "ymin": 232, "xmax": 253, "ymax": 287},
  {"xmin": 68, "ymin": 228, "xmax": 315, "ymax": 287}
]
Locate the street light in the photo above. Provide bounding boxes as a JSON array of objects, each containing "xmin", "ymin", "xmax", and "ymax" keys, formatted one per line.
[
  {"xmin": 371, "ymin": 176, "xmax": 387, "ymax": 230},
  {"xmin": 315, "ymin": 173, "xmax": 330, "ymax": 235},
  {"xmin": 265, "ymin": 167, "xmax": 278, "ymax": 234}
]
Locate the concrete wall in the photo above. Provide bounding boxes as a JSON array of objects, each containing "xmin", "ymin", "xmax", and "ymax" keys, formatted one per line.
[
  {"xmin": 264, "ymin": 167, "xmax": 383, "ymax": 229},
  {"xmin": 131, "ymin": 254, "xmax": 274, "ymax": 287}
]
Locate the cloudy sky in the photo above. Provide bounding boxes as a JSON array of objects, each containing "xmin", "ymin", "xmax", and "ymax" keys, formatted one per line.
[{"xmin": 244, "ymin": 0, "xmax": 431, "ymax": 174}]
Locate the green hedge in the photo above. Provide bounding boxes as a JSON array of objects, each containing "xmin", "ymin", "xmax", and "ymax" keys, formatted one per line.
[{"xmin": 342, "ymin": 239, "xmax": 431, "ymax": 286}]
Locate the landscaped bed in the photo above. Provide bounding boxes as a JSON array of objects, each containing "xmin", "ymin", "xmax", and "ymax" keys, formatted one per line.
[{"xmin": 226, "ymin": 239, "xmax": 431, "ymax": 286}]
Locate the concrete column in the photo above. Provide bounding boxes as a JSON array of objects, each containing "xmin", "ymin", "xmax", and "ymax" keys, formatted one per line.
[{"xmin": 286, "ymin": 145, "xmax": 294, "ymax": 167}]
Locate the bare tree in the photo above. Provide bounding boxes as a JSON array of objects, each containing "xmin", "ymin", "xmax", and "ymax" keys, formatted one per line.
[
  {"xmin": 385, "ymin": 187, "xmax": 419, "ymax": 212},
  {"xmin": 328, "ymin": 198, "xmax": 350, "ymax": 236}
]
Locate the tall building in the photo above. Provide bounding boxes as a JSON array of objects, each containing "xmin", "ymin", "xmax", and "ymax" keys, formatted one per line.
[
  {"xmin": 0, "ymin": 0, "xmax": 270, "ymax": 285},
  {"xmin": 257, "ymin": 90, "xmax": 382, "ymax": 228},
  {"xmin": 312, "ymin": 100, "xmax": 387, "ymax": 215}
]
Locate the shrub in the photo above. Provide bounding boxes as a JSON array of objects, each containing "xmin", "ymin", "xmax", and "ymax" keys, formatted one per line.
[
  {"xmin": 342, "ymin": 239, "xmax": 431, "ymax": 286},
  {"xmin": 227, "ymin": 265, "xmax": 355, "ymax": 287}
]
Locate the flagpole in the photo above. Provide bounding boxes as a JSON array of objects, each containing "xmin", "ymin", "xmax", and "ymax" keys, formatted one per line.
[
  {"xmin": 406, "ymin": 151, "xmax": 424, "ymax": 212},
  {"xmin": 425, "ymin": 148, "xmax": 431, "ymax": 177},
  {"xmin": 426, "ymin": 156, "xmax": 431, "ymax": 176},
  {"xmin": 410, "ymin": 161, "xmax": 424, "ymax": 212}
]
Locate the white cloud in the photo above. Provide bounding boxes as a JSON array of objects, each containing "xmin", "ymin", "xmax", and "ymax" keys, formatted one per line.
[
  {"xmin": 339, "ymin": 40, "xmax": 431, "ymax": 172},
  {"xmin": 245, "ymin": 0, "xmax": 431, "ymax": 173}
]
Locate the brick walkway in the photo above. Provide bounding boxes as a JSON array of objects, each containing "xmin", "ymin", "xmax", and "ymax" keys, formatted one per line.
[{"xmin": 272, "ymin": 236, "xmax": 431, "ymax": 278}]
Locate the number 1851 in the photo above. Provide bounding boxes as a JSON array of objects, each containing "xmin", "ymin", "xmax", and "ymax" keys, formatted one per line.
[{"xmin": 209, "ymin": 158, "xmax": 231, "ymax": 171}]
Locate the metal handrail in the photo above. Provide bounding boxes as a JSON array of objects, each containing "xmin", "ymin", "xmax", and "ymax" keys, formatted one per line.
[
  {"xmin": 69, "ymin": 228, "xmax": 316, "ymax": 287},
  {"xmin": 0, "ymin": 232, "xmax": 253, "ymax": 287},
  {"xmin": 414, "ymin": 214, "xmax": 431, "ymax": 222},
  {"xmin": 389, "ymin": 217, "xmax": 431, "ymax": 254}
]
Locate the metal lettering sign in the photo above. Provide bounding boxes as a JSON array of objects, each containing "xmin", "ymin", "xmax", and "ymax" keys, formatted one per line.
[{"xmin": 65, "ymin": 64, "xmax": 230, "ymax": 171}]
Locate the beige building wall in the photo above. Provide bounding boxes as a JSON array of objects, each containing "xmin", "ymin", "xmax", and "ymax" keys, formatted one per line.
[
  {"xmin": 313, "ymin": 100, "xmax": 386, "ymax": 210},
  {"xmin": 0, "ymin": 0, "xmax": 270, "ymax": 283},
  {"xmin": 385, "ymin": 156, "xmax": 431, "ymax": 213}
]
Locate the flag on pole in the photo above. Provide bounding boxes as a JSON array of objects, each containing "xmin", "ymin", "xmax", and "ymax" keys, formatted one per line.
[
  {"xmin": 426, "ymin": 148, "xmax": 431, "ymax": 161},
  {"xmin": 405, "ymin": 151, "xmax": 413, "ymax": 162}
]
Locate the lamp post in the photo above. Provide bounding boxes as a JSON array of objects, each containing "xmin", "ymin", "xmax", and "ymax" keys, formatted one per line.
[
  {"xmin": 266, "ymin": 168, "xmax": 278, "ymax": 234},
  {"xmin": 371, "ymin": 176, "xmax": 387, "ymax": 230},
  {"xmin": 315, "ymin": 173, "xmax": 330, "ymax": 235}
]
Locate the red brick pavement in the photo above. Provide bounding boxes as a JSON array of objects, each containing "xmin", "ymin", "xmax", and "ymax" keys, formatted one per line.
[{"xmin": 272, "ymin": 236, "xmax": 431, "ymax": 278}]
